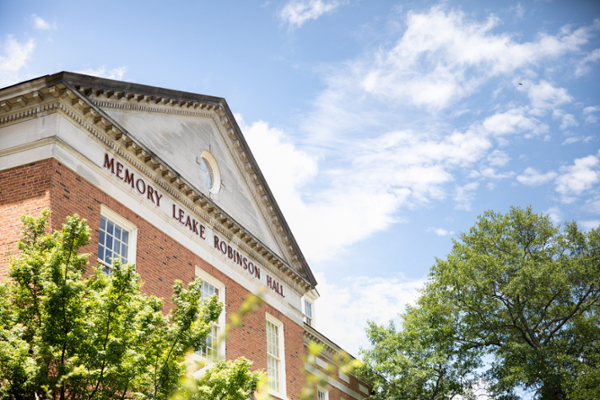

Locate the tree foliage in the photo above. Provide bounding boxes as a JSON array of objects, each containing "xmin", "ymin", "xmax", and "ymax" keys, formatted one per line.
[
  {"xmin": 0, "ymin": 211, "xmax": 263, "ymax": 400},
  {"xmin": 359, "ymin": 207, "xmax": 600, "ymax": 400}
]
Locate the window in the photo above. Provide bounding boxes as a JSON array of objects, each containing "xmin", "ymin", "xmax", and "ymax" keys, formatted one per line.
[
  {"xmin": 98, "ymin": 205, "xmax": 137, "ymax": 274},
  {"xmin": 304, "ymin": 299, "xmax": 313, "ymax": 326},
  {"xmin": 199, "ymin": 150, "xmax": 221, "ymax": 194},
  {"xmin": 317, "ymin": 388, "xmax": 329, "ymax": 400},
  {"xmin": 195, "ymin": 267, "xmax": 225, "ymax": 364},
  {"xmin": 198, "ymin": 280, "xmax": 219, "ymax": 361},
  {"xmin": 266, "ymin": 313, "xmax": 286, "ymax": 397}
]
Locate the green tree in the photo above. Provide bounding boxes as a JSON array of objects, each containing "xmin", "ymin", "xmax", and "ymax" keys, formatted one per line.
[
  {"xmin": 0, "ymin": 211, "xmax": 263, "ymax": 400},
  {"xmin": 359, "ymin": 207, "xmax": 600, "ymax": 400}
]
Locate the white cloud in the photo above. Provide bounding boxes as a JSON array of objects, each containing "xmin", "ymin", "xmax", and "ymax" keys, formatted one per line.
[
  {"xmin": 527, "ymin": 80, "xmax": 572, "ymax": 110},
  {"xmin": 562, "ymin": 135, "xmax": 592, "ymax": 145},
  {"xmin": 517, "ymin": 167, "xmax": 557, "ymax": 186},
  {"xmin": 575, "ymin": 48, "xmax": 600, "ymax": 77},
  {"xmin": 478, "ymin": 167, "xmax": 514, "ymax": 180},
  {"xmin": 76, "ymin": 66, "xmax": 127, "ymax": 80},
  {"xmin": 242, "ymin": 116, "xmax": 496, "ymax": 260},
  {"xmin": 480, "ymin": 107, "xmax": 546, "ymax": 137},
  {"xmin": 511, "ymin": 3, "xmax": 525, "ymax": 20},
  {"xmin": 546, "ymin": 206, "xmax": 562, "ymax": 224},
  {"xmin": 314, "ymin": 272, "xmax": 425, "ymax": 356},
  {"xmin": 279, "ymin": 0, "xmax": 345, "ymax": 28},
  {"xmin": 559, "ymin": 113, "xmax": 578, "ymax": 130},
  {"xmin": 555, "ymin": 155, "xmax": 600, "ymax": 202},
  {"xmin": 240, "ymin": 11, "xmax": 598, "ymax": 262},
  {"xmin": 580, "ymin": 220, "xmax": 600, "ymax": 230},
  {"xmin": 427, "ymin": 227, "xmax": 455, "ymax": 236},
  {"xmin": 486, "ymin": 150, "xmax": 510, "ymax": 167},
  {"xmin": 32, "ymin": 15, "xmax": 56, "ymax": 30},
  {"xmin": 454, "ymin": 182, "xmax": 478, "ymax": 211},
  {"xmin": 583, "ymin": 106, "xmax": 599, "ymax": 124},
  {"xmin": 360, "ymin": 7, "xmax": 591, "ymax": 110},
  {"xmin": 0, "ymin": 35, "xmax": 35, "ymax": 88}
]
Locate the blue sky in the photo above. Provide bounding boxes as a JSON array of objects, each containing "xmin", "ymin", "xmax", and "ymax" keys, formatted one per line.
[{"xmin": 1, "ymin": 0, "xmax": 599, "ymax": 358}]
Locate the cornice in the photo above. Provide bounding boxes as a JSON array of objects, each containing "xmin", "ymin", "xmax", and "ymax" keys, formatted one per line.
[
  {"xmin": 0, "ymin": 79, "xmax": 314, "ymax": 294},
  {"xmin": 303, "ymin": 323, "xmax": 357, "ymax": 366}
]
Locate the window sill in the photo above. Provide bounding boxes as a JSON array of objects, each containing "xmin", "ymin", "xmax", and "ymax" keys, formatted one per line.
[{"xmin": 268, "ymin": 389, "xmax": 288, "ymax": 400}]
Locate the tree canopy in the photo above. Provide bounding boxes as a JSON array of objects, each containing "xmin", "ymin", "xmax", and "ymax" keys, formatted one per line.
[
  {"xmin": 0, "ymin": 211, "xmax": 263, "ymax": 400},
  {"xmin": 359, "ymin": 207, "xmax": 600, "ymax": 400}
]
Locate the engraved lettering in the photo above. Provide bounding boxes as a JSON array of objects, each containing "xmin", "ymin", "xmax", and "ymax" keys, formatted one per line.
[
  {"xmin": 103, "ymin": 153, "xmax": 115, "ymax": 173},
  {"xmin": 147, "ymin": 186, "xmax": 155, "ymax": 203},
  {"xmin": 124, "ymin": 169, "xmax": 135, "ymax": 188},
  {"xmin": 136, "ymin": 178, "xmax": 146, "ymax": 194}
]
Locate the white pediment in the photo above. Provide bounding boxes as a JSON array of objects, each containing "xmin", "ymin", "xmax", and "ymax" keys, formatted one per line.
[{"xmin": 100, "ymin": 104, "xmax": 284, "ymax": 260}]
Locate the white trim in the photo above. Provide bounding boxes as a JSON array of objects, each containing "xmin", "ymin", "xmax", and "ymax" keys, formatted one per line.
[
  {"xmin": 359, "ymin": 384, "xmax": 369, "ymax": 395},
  {"xmin": 303, "ymin": 297, "xmax": 315, "ymax": 327},
  {"xmin": 338, "ymin": 370, "xmax": 350, "ymax": 384},
  {"xmin": 194, "ymin": 266, "xmax": 226, "ymax": 363},
  {"xmin": 315, "ymin": 357, "xmax": 328, "ymax": 369},
  {"xmin": 99, "ymin": 204, "xmax": 138, "ymax": 267},
  {"xmin": 317, "ymin": 387, "xmax": 329, "ymax": 400},
  {"xmin": 266, "ymin": 312, "xmax": 287, "ymax": 399},
  {"xmin": 304, "ymin": 362, "xmax": 365, "ymax": 400}
]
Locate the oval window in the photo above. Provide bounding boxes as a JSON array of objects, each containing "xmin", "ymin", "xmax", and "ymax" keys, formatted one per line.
[{"xmin": 199, "ymin": 151, "xmax": 220, "ymax": 194}]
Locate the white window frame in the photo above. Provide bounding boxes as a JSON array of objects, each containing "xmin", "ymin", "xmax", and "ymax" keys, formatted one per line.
[
  {"xmin": 303, "ymin": 298, "xmax": 314, "ymax": 327},
  {"xmin": 98, "ymin": 205, "xmax": 138, "ymax": 271},
  {"xmin": 302, "ymin": 289, "xmax": 318, "ymax": 328},
  {"xmin": 266, "ymin": 313, "xmax": 286, "ymax": 399},
  {"xmin": 194, "ymin": 267, "xmax": 226, "ymax": 365},
  {"xmin": 317, "ymin": 387, "xmax": 329, "ymax": 400}
]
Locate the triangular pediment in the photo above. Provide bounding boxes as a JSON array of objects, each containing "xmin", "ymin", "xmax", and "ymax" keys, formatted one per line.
[{"xmin": 0, "ymin": 72, "xmax": 316, "ymax": 289}]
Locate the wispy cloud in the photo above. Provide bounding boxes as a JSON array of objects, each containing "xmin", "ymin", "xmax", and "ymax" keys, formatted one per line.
[
  {"xmin": 241, "ymin": 8, "xmax": 599, "ymax": 262},
  {"xmin": 0, "ymin": 35, "xmax": 35, "ymax": 88},
  {"xmin": 314, "ymin": 272, "xmax": 424, "ymax": 356},
  {"xmin": 583, "ymin": 106, "xmax": 600, "ymax": 124},
  {"xmin": 454, "ymin": 182, "xmax": 479, "ymax": 211},
  {"xmin": 526, "ymin": 80, "xmax": 572, "ymax": 111},
  {"xmin": 359, "ymin": 7, "xmax": 592, "ymax": 110},
  {"xmin": 279, "ymin": 0, "xmax": 346, "ymax": 29},
  {"xmin": 517, "ymin": 167, "xmax": 557, "ymax": 186},
  {"xmin": 575, "ymin": 48, "xmax": 600, "ymax": 77},
  {"xmin": 580, "ymin": 220, "xmax": 600, "ymax": 230},
  {"xmin": 32, "ymin": 15, "xmax": 56, "ymax": 30},
  {"xmin": 427, "ymin": 227, "xmax": 455, "ymax": 236},
  {"xmin": 76, "ymin": 66, "xmax": 127, "ymax": 80}
]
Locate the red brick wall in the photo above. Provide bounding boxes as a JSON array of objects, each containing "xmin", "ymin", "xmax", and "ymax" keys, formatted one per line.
[
  {"xmin": 1, "ymin": 158, "xmax": 316, "ymax": 399},
  {"xmin": 0, "ymin": 160, "xmax": 53, "ymax": 279}
]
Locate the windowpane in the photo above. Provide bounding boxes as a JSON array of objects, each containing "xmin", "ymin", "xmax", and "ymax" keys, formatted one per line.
[
  {"xmin": 196, "ymin": 278, "xmax": 221, "ymax": 361},
  {"xmin": 104, "ymin": 249, "xmax": 112, "ymax": 264},
  {"xmin": 120, "ymin": 243, "xmax": 128, "ymax": 258},
  {"xmin": 268, "ymin": 355, "xmax": 279, "ymax": 391},
  {"xmin": 98, "ymin": 214, "xmax": 133, "ymax": 271},
  {"xmin": 266, "ymin": 319, "xmax": 281, "ymax": 392}
]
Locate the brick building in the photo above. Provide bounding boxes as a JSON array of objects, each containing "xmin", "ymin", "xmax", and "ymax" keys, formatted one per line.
[{"xmin": 0, "ymin": 72, "xmax": 370, "ymax": 400}]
